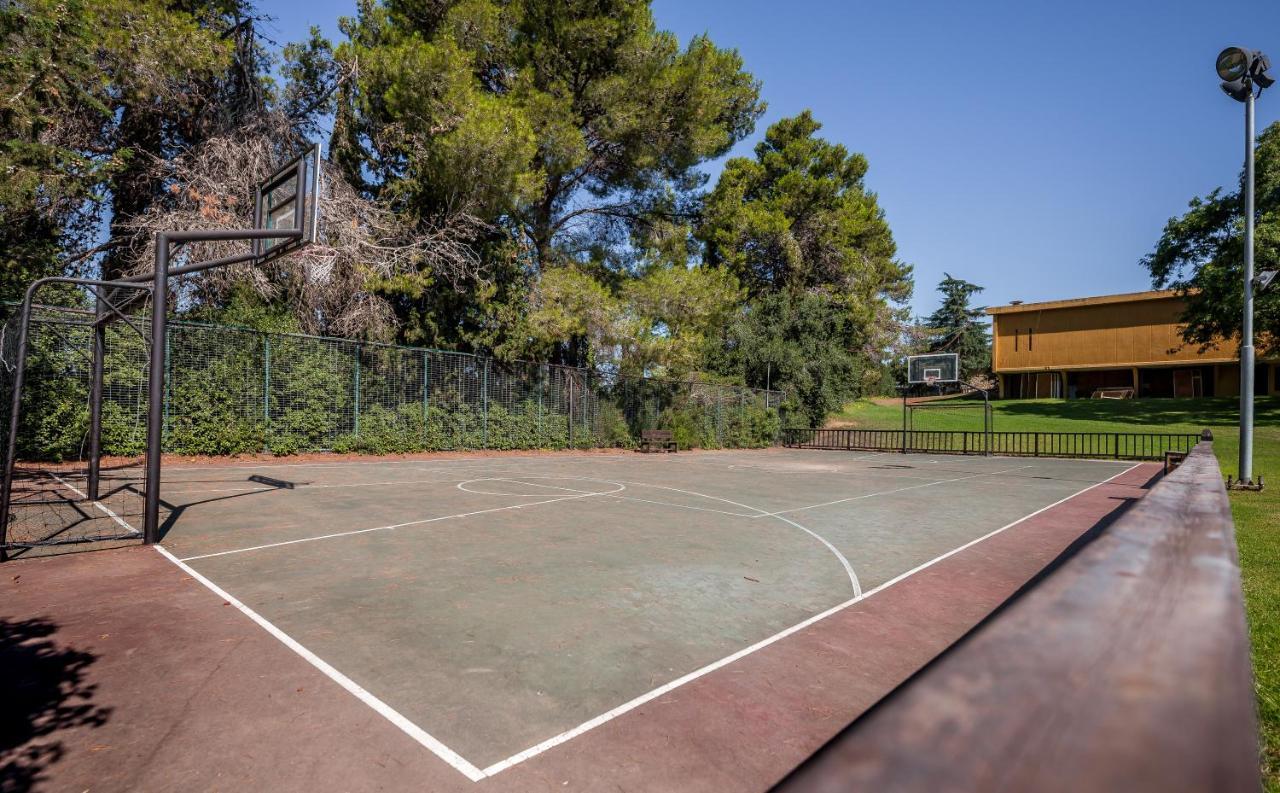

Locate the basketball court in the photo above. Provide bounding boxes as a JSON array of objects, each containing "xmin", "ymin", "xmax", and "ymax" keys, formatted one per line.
[{"xmin": 1, "ymin": 447, "xmax": 1158, "ymax": 791}]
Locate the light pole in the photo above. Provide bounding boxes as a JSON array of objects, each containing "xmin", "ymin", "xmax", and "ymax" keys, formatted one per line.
[{"xmin": 1217, "ymin": 47, "xmax": 1274, "ymax": 486}]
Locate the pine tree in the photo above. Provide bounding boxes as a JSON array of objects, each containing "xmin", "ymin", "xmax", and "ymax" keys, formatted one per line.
[{"xmin": 924, "ymin": 273, "xmax": 990, "ymax": 379}]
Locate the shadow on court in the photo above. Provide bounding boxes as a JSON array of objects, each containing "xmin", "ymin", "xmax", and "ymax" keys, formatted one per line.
[{"xmin": 0, "ymin": 617, "xmax": 111, "ymax": 792}]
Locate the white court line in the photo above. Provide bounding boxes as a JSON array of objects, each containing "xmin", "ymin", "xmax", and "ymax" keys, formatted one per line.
[
  {"xmin": 154, "ymin": 546, "xmax": 488, "ymax": 781},
  {"xmin": 610, "ymin": 479, "xmax": 862, "ymax": 597},
  {"xmin": 727, "ymin": 451, "xmax": 888, "ymax": 471},
  {"xmin": 468, "ymin": 478, "xmax": 759, "ymax": 518},
  {"xmin": 157, "ymin": 461, "xmax": 647, "ymax": 495},
  {"xmin": 162, "ymin": 475, "xmax": 499, "ymax": 496},
  {"xmin": 145, "ymin": 458, "xmax": 1146, "ymax": 782},
  {"xmin": 156, "ymin": 452, "xmax": 637, "ymax": 473},
  {"xmin": 176, "ymin": 491, "xmax": 619, "ymax": 562},
  {"xmin": 608, "ymin": 495, "xmax": 756, "ymax": 518},
  {"xmin": 48, "ymin": 473, "xmax": 140, "ymax": 536},
  {"xmin": 479, "ymin": 460, "xmax": 1143, "ymax": 777},
  {"xmin": 753, "ymin": 465, "xmax": 1035, "ymax": 518}
]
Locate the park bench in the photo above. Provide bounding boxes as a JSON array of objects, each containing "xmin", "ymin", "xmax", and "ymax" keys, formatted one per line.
[
  {"xmin": 1092, "ymin": 387, "xmax": 1134, "ymax": 399},
  {"xmin": 638, "ymin": 429, "xmax": 678, "ymax": 453}
]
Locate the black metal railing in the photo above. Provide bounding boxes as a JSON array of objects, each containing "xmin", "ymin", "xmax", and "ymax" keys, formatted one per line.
[{"xmin": 781, "ymin": 427, "xmax": 1206, "ymax": 461}]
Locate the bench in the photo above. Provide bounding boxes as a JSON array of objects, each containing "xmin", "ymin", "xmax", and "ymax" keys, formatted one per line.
[
  {"xmin": 1091, "ymin": 387, "xmax": 1134, "ymax": 399},
  {"xmin": 638, "ymin": 429, "xmax": 677, "ymax": 453}
]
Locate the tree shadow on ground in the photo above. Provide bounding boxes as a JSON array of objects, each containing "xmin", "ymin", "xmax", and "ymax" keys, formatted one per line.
[
  {"xmin": 995, "ymin": 397, "xmax": 1280, "ymax": 429},
  {"xmin": 0, "ymin": 617, "xmax": 110, "ymax": 792}
]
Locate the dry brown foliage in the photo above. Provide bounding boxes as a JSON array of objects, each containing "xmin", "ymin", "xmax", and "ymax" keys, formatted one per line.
[{"xmin": 120, "ymin": 117, "xmax": 485, "ymax": 338}]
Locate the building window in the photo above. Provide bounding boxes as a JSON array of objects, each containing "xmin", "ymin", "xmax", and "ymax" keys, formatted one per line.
[
  {"xmin": 1028, "ymin": 327, "xmax": 1034, "ymax": 351},
  {"xmin": 1014, "ymin": 329, "xmax": 1019, "ymax": 352}
]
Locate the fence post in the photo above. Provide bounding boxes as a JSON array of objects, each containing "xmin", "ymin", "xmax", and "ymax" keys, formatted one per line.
[
  {"xmin": 263, "ymin": 334, "xmax": 271, "ymax": 453},
  {"xmin": 163, "ymin": 328, "xmax": 172, "ymax": 440},
  {"xmin": 568, "ymin": 373, "xmax": 574, "ymax": 448},
  {"xmin": 353, "ymin": 343, "xmax": 361, "ymax": 436},
  {"xmin": 1114, "ymin": 432, "xmax": 1120, "ymax": 459},
  {"xmin": 422, "ymin": 349, "xmax": 429, "ymax": 443},
  {"xmin": 482, "ymin": 357, "xmax": 489, "ymax": 449},
  {"xmin": 740, "ymin": 393, "xmax": 745, "ymax": 447}
]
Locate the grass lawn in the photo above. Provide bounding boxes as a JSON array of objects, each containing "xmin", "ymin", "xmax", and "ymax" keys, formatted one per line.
[{"xmin": 831, "ymin": 397, "xmax": 1280, "ymax": 789}]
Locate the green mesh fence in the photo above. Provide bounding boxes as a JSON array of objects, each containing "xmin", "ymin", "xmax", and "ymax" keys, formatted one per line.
[{"xmin": 2, "ymin": 311, "xmax": 785, "ymax": 462}]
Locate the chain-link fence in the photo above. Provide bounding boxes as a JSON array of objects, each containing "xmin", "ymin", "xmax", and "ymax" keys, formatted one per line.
[
  {"xmin": 0, "ymin": 303, "xmax": 153, "ymax": 551},
  {"xmin": 2, "ymin": 309, "xmax": 785, "ymax": 464}
]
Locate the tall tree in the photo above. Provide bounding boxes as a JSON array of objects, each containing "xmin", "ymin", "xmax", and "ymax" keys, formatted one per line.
[
  {"xmin": 1142, "ymin": 121, "xmax": 1280, "ymax": 352},
  {"xmin": 699, "ymin": 111, "xmax": 912, "ymax": 421},
  {"xmin": 709, "ymin": 291, "xmax": 876, "ymax": 427},
  {"xmin": 924, "ymin": 273, "xmax": 989, "ymax": 379},
  {"xmin": 0, "ymin": 0, "xmax": 234, "ymax": 299},
  {"xmin": 699, "ymin": 110, "xmax": 908, "ymax": 304},
  {"xmin": 99, "ymin": 2, "xmax": 270, "ymax": 280},
  {"xmin": 331, "ymin": 0, "xmax": 764, "ymax": 359}
]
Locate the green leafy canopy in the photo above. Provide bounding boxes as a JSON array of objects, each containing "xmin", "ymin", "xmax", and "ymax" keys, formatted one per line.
[{"xmin": 1142, "ymin": 121, "xmax": 1280, "ymax": 353}]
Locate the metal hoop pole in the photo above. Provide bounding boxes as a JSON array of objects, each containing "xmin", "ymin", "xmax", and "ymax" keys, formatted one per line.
[
  {"xmin": 143, "ymin": 236, "xmax": 169, "ymax": 544},
  {"xmin": 0, "ymin": 287, "xmax": 38, "ymax": 560},
  {"xmin": 86, "ymin": 298, "xmax": 106, "ymax": 500}
]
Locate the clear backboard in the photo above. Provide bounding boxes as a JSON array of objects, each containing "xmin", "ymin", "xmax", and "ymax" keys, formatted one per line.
[
  {"xmin": 907, "ymin": 353, "xmax": 960, "ymax": 385},
  {"xmin": 254, "ymin": 143, "xmax": 321, "ymax": 263}
]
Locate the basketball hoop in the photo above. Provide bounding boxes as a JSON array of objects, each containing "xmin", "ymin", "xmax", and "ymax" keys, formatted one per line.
[{"xmin": 906, "ymin": 354, "xmax": 959, "ymax": 386}]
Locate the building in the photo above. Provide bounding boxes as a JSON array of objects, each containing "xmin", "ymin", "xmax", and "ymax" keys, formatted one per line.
[{"xmin": 987, "ymin": 289, "xmax": 1272, "ymax": 399}]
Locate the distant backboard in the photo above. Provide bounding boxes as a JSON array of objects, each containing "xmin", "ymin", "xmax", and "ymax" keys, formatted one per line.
[
  {"xmin": 907, "ymin": 353, "xmax": 960, "ymax": 384},
  {"xmin": 254, "ymin": 143, "xmax": 321, "ymax": 264}
]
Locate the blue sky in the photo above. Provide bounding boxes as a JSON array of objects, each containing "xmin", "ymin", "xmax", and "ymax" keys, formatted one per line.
[{"xmin": 257, "ymin": 0, "xmax": 1280, "ymax": 318}]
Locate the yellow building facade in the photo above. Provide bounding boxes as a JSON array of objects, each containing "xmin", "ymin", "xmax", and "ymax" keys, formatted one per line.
[{"xmin": 987, "ymin": 290, "xmax": 1272, "ymax": 399}]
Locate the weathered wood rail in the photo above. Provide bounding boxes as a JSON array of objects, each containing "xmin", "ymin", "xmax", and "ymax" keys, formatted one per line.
[{"xmin": 772, "ymin": 439, "xmax": 1261, "ymax": 792}]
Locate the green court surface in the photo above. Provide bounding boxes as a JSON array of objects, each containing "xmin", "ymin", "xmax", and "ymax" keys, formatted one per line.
[{"xmin": 23, "ymin": 447, "xmax": 1134, "ymax": 779}]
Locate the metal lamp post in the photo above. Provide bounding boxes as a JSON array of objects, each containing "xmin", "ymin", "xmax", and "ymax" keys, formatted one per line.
[{"xmin": 1217, "ymin": 47, "xmax": 1274, "ymax": 486}]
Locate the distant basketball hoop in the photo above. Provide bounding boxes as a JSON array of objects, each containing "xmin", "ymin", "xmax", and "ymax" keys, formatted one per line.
[
  {"xmin": 899, "ymin": 352, "xmax": 991, "ymax": 456},
  {"xmin": 906, "ymin": 353, "xmax": 959, "ymax": 385}
]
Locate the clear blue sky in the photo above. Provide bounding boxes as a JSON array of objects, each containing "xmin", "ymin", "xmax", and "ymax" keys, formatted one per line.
[{"xmin": 258, "ymin": 0, "xmax": 1280, "ymax": 318}]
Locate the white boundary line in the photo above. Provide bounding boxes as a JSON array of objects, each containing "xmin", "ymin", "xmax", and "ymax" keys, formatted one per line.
[
  {"xmin": 145, "ymin": 456, "xmax": 1145, "ymax": 782},
  {"xmin": 478, "ymin": 460, "xmax": 1143, "ymax": 777},
  {"xmin": 48, "ymin": 473, "xmax": 140, "ymax": 536},
  {"xmin": 153, "ymin": 545, "xmax": 488, "ymax": 781}
]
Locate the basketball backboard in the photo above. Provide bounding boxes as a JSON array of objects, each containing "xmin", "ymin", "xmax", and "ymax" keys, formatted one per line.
[
  {"xmin": 254, "ymin": 143, "xmax": 321, "ymax": 264},
  {"xmin": 907, "ymin": 353, "xmax": 960, "ymax": 384}
]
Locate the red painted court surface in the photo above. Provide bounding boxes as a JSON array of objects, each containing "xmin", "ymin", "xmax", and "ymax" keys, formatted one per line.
[{"xmin": 1, "ymin": 449, "xmax": 1157, "ymax": 791}]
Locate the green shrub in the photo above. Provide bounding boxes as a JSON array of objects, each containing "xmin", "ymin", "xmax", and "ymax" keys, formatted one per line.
[{"xmin": 6, "ymin": 318, "xmax": 781, "ymax": 460}]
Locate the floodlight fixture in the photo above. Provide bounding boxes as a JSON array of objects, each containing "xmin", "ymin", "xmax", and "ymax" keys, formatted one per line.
[
  {"xmin": 1255, "ymin": 270, "xmax": 1279, "ymax": 294},
  {"xmin": 1217, "ymin": 47, "xmax": 1275, "ymax": 102},
  {"xmin": 1222, "ymin": 79, "xmax": 1252, "ymax": 102},
  {"xmin": 1217, "ymin": 47, "xmax": 1251, "ymax": 82}
]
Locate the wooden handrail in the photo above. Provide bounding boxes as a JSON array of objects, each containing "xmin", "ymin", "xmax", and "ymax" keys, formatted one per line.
[{"xmin": 772, "ymin": 439, "xmax": 1261, "ymax": 793}]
